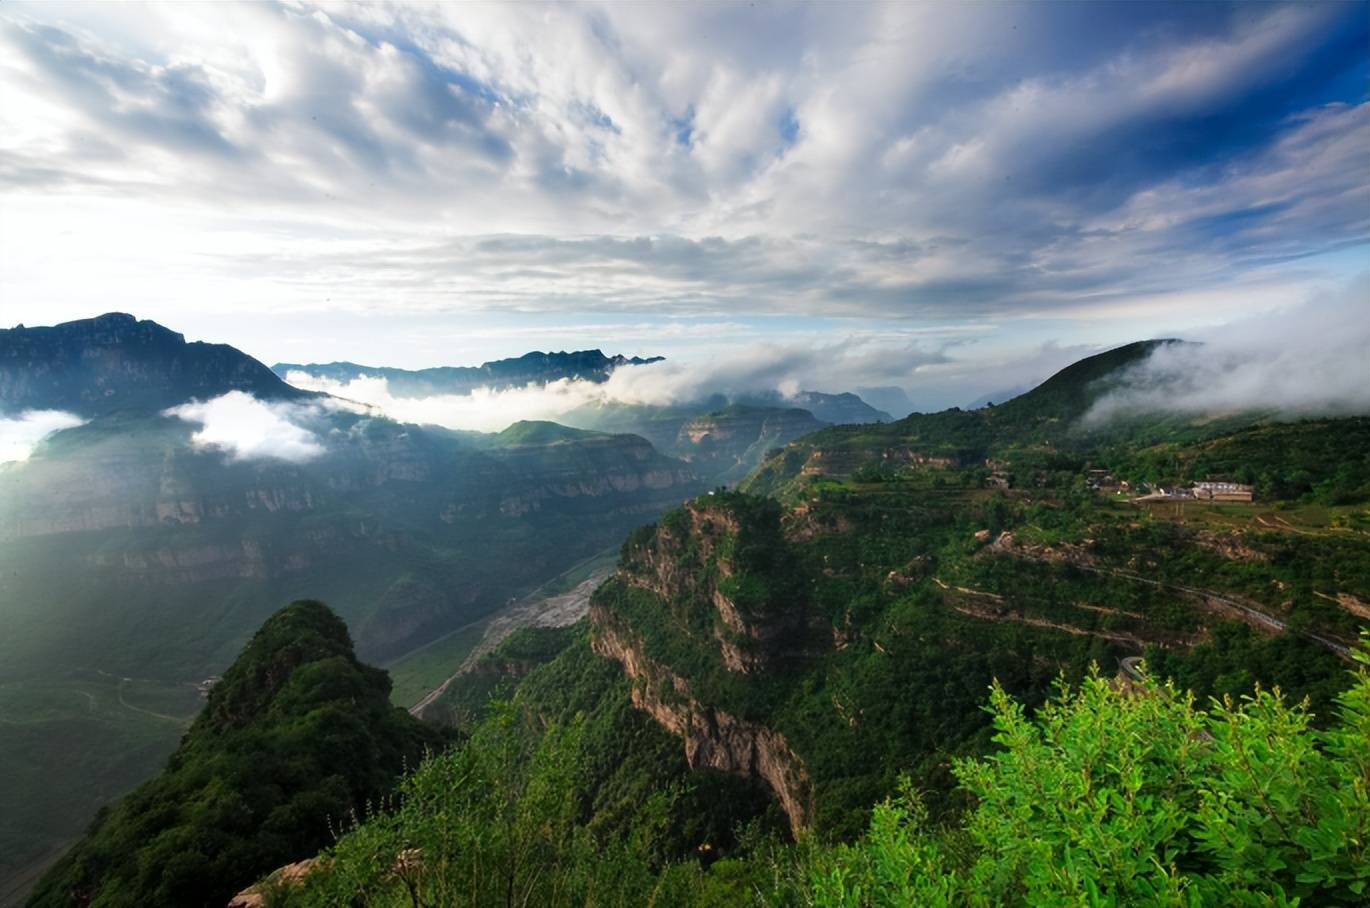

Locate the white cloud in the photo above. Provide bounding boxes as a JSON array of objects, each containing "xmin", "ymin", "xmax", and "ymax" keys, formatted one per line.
[
  {"xmin": 165, "ymin": 391, "xmax": 327, "ymax": 462},
  {"xmin": 286, "ymin": 335, "xmax": 948, "ymax": 431},
  {"xmin": 286, "ymin": 371, "xmax": 607, "ymax": 433},
  {"xmin": 0, "ymin": 409, "xmax": 85, "ymax": 463},
  {"xmin": 1086, "ymin": 275, "xmax": 1370, "ymax": 421},
  {"xmin": 0, "ymin": 2, "xmax": 1363, "ymax": 335},
  {"xmin": 600, "ymin": 337, "xmax": 949, "ymax": 405}
]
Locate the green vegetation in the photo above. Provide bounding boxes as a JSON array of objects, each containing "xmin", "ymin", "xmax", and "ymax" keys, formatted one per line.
[
  {"xmin": 0, "ymin": 673, "xmax": 199, "ymax": 907},
  {"xmin": 0, "ymin": 403, "xmax": 697, "ymax": 895},
  {"xmin": 420, "ymin": 625, "xmax": 580, "ymax": 727},
  {"xmin": 595, "ymin": 430, "xmax": 1368, "ymax": 836},
  {"xmin": 492, "ymin": 420, "xmax": 602, "ymax": 447},
  {"xmin": 802, "ymin": 646, "xmax": 1370, "ymax": 907},
  {"xmin": 1107, "ymin": 418, "xmax": 1370, "ymax": 504},
  {"xmin": 267, "ymin": 640, "xmax": 1370, "ymax": 907},
  {"xmin": 27, "ymin": 601, "xmax": 450, "ymax": 908},
  {"xmin": 22, "ymin": 337, "xmax": 1370, "ymax": 906}
]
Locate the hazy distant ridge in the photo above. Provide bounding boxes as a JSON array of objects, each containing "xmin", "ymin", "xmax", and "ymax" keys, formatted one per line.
[{"xmin": 273, "ymin": 350, "xmax": 665, "ymax": 398}]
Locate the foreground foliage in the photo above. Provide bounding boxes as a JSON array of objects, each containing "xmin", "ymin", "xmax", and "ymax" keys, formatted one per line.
[
  {"xmin": 273, "ymin": 641, "xmax": 1370, "ymax": 907},
  {"xmin": 808, "ymin": 647, "xmax": 1370, "ymax": 907}
]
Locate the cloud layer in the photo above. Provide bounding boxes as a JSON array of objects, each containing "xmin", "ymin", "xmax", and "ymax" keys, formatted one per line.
[
  {"xmin": 1, "ymin": 1, "xmax": 1365, "ymax": 352},
  {"xmin": 0, "ymin": 409, "xmax": 86, "ymax": 463},
  {"xmin": 286, "ymin": 335, "xmax": 949, "ymax": 431},
  {"xmin": 286, "ymin": 371, "xmax": 604, "ymax": 433},
  {"xmin": 287, "ymin": 272, "xmax": 1370, "ymax": 434}
]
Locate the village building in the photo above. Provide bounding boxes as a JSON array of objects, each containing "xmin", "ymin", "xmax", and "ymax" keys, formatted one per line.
[
  {"xmin": 1191, "ymin": 481, "xmax": 1254, "ymax": 502},
  {"xmin": 1085, "ymin": 468, "xmax": 1128, "ymax": 493},
  {"xmin": 983, "ymin": 458, "xmax": 1012, "ymax": 489}
]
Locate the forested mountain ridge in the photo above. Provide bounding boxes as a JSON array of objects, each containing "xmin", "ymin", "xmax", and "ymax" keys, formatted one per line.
[
  {"xmin": 267, "ymin": 345, "xmax": 1368, "ymax": 905},
  {"xmin": 741, "ymin": 340, "xmax": 1205, "ymax": 497},
  {"xmin": 263, "ymin": 633, "xmax": 1370, "ymax": 907},
  {"xmin": 22, "ymin": 339, "xmax": 1370, "ymax": 906}
]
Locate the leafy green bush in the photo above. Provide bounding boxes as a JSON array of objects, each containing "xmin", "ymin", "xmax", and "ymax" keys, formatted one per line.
[{"xmin": 804, "ymin": 641, "xmax": 1370, "ymax": 907}]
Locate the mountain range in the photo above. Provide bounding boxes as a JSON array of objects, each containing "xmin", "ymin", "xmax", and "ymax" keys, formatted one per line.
[
  {"xmin": 2, "ymin": 314, "xmax": 307, "ymax": 416},
  {"xmin": 277, "ymin": 353, "xmax": 892, "ymax": 480},
  {"xmin": 0, "ymin": 315, "xmax": 708, "ymax": 899},
  {"xmin": 5, "ymin": 318, "xmax": 1368, "ymax": 906},
  {"xmin": 0, "ymin": 313, "xmax": 902, "ymax": 902}
]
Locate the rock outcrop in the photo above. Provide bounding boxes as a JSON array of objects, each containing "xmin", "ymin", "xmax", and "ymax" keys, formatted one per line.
[
  {"xmin": 226, "ymin": 858, "xmax": 320, "ymax": 907},
  {"xmin": 588, "ymin": 494, "xmax": 820, "ymax": 833},
  {"xmin": 591, "ymin": 603, "xmax": 814, "ymax": 833}
]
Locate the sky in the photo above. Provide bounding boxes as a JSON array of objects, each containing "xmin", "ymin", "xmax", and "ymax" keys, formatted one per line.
[{"xmin": 1, "ymin": 0, "xmax": 1367, "ymax": 412}]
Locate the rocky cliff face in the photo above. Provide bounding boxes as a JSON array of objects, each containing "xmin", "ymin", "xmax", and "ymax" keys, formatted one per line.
[
  {"xmin": 0, "ymin": 414, "xmax": 697, "ymax": 544},
  {"xmin": 591, "ymin": 603, "xmax": 814, "ymax": 833},
  {"xmin": 587, "ymin": 494, "xmax": 820, "ymax": 832},
  {"xmin": 490, "ymin": 433, "xmax": 696, "ymax": 517},
  {"xmin": 0, "ymin": 402, "xmax": 701, "ymax": 673}
]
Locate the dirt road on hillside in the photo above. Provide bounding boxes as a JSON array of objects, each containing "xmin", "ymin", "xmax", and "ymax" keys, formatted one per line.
[{"xmin": 409, "ymin": 568, "xmax": 612, "ymax": 718}]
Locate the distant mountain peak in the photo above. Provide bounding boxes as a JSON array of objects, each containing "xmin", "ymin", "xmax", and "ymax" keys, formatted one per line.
[{"xmin": 0, "ymin": 313, "xmax": 305, "ymax": 416}]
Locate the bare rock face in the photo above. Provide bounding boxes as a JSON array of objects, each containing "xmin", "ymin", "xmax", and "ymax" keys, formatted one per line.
[
  {"xmin": 226, "ymin": 858, "xmax": 320, "ymax": 907},
  {"xmin": 591, "ymin": 604, "xmax": 814, "ymax": 833}
]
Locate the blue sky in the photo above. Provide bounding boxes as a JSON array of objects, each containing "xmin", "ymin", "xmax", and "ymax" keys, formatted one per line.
[{"xmin": 0, "ymin": 1, "xmax": 1366, "ymax": 409}]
